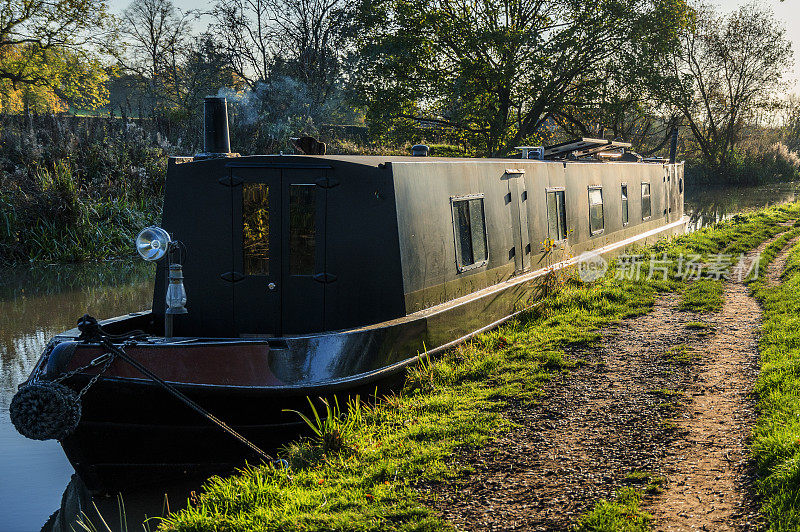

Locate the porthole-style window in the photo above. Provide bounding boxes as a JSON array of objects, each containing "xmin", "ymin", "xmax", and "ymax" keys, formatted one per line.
[
  {"xmin": 451, "ymin": 195, "xmax": 488, "ymax": 271},
  {"xmin": 589, "ymin": 186, "xmax": 604, "ymax": 236},
  {"xmin": 642, "ymin": 182, "xmax": 652, "ymax": 220}
]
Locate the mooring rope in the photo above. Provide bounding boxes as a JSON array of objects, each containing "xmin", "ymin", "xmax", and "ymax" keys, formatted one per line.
[{"xmin": 77, "ymin": 315, "xmax": 272, "ymax": 461}]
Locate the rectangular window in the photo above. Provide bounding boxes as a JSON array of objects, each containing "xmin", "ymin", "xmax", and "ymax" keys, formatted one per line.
[
  {"xmin": 589, "ymin": 187, "xmax": 604, "ymax": 235},
  {"xmin": 289, "ymin": 184, "xmax": 316, "ymax": 275},
  {"xmin": 243, "ymin": 183, "xmax": 270, "ymax": 276},
  {"xmin": 452, "ymin": 196, "xmax": 488, "ymax": 270},
  {"xmin": 641, "ymin": 182, "xmax": 651, "ymax": 220},
  {"xmin": 621, "ymin": 184, "xmax": 629, "ymax": 225},
  {"xmin": 546, "ymin": 190, "xmax": 567, "ymax": 241}
]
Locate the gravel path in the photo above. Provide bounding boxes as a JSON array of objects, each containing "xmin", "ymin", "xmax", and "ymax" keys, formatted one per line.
[
  {"xmin": 431, "ymin": 234, "xmax": 790, "ymax": 531},
  {"xmin": 431, "ymin": 294, "xmax": 711, "ymax": 530},
  {"xmin": 642, "ymin": 242, "xmax": 769, "ymax": 531},
  {"xmin": 765, "ymin": 234, "xmax": 800, "ymax": 287}
]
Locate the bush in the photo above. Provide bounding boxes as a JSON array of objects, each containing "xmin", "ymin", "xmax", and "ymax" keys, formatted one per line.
[
  {"xmin": 0, "ymin": 114, "xmax": 167, "ymax": 264},
  {"xmin": 427, "ymin": 144, "xmax": 473, "ymax": 157},
  {"xmin": 685, "ymin": 141, "xmax": 800, "ymax": 185}
]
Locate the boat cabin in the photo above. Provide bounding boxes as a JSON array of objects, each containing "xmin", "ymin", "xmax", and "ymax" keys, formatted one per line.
[{"xmin": 153, "ymin": 154, "xmax": 684, "ymax": 339}]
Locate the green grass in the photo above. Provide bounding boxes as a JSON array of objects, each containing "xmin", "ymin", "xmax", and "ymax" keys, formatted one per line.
[
  {"xmin": 573, "ymin": 488, "xmax": 652, "ymax": 532},
  {"xmin": 622, "ymin": 471, "xmax": 666, "ymax": 495},
  {"xmin": 664, "ymin": 344, "xmax": 699, "ymax": 364},
  {"xmin": 747, "ymin": 224, "xmax": 800, "ymax": 530},
  {"xmin": 159, "ymin": 203, "xmax": 800, "ymax": 532},
  {"xmin": 679, "ymin": 279, "xmax": 724, "ymax": 312},
  {"xmin": 685, "ymin": 321, "xmax": 711, "ymax": 330}
]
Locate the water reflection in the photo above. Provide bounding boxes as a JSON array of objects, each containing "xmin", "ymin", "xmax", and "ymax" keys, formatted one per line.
[
  {"xmin": 0, "ymin": 261, "xmax": 154, "ymax": 531},
  {"xmin": 42, "ymin": 474, "xmax": 202, "ymax": 532},
  {"xmin": 685, "ymin": 181, "xmax": 800, "ymax": 231}
]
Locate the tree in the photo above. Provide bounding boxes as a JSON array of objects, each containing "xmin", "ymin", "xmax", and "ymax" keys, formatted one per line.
[
  {"xmin": 179, "ymin": 33, "xmax": 243, "ymax": 113},
  {"xmin": 661, "ymin": 3, "xmax": 793, "ymax": 174},
  {"xmin": 211, "ymin": 0, "xmax": 274, "ymax": 87},
  {"xmin": 0, "ymin": 0, "xmax": 113, "ymax": 112},
  {"xmin": 120, "ymin": 0, "xmax": 195, "ymax": 112},
  {"xmin": 351, "ymin": 0, "xmax": 691, "ymax": 156},
  {"xmin": 210, "ymin": 0, "xmax": 345, "ymax": 105}
]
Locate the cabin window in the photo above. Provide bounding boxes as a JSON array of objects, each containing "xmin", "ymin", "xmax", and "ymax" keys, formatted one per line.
[
  {"xmin": 546, "ymin": 189, "xmax": 567, "ymax": 241},
  {"xmin": 452, "ymin": 196, "xmax": 488, "ymax": 271},
  {"xmin": 243, "ymin": 183, "xmax": 270, "ymax": 275},
  {"xmin": 289, "ymin": 184, "xmax": 316, "ymax": 275},
  {"xmin": 642, "ymin": 182, "xmax": 651, "ymax": 220},
  {"xmin": 589, "ymin": 187, "xmax": 604, "ymax": 235},
  {"xmin": 621, "ymin": 184, "xmax": 629, "ymax": 225}
]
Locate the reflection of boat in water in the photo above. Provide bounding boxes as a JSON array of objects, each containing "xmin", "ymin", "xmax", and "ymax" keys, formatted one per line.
[
  {"xmin": 42, "ymin": 474, "xmax": 198, "ymax": 532},
  {"xmin": 16, "ymin": 98, "xmax": 687, "ymax": 494}
]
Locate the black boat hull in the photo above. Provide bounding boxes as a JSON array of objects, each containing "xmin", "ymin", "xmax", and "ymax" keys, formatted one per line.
[{"xmin": 59, "ymin": 373, "xmax": 404, "ymax": 493}]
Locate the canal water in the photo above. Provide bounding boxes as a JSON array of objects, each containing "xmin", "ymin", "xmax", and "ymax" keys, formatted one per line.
[
  {"xmin": 685, "ymin": 181, "xmax": 800, "ymax": 231},
  {"xmin": 0, "ymin": 262, "xmax": 156, "ymax": 530},
  {"xmin": 1, "ymin": 182, "xmax": 799, "ymax": 530}
]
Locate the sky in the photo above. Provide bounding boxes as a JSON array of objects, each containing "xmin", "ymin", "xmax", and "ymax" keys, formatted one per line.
[{"xmin": 108, "ymin": 0, "xmax": 800, "ymax": 88}]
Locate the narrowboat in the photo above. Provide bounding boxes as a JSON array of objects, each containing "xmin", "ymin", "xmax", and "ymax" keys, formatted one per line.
[{"xmin": 13, "ymin": 98, "xmax": 687, "ymax": 494}]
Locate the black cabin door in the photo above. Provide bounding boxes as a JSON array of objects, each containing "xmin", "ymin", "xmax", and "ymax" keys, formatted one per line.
[
  {"xmin": 229, "ymin": 167, "xmax": 326, "ymax": 337},
  {"xmin": 280, "ymin": 168, "xmax": 326, "ymax": 335}
]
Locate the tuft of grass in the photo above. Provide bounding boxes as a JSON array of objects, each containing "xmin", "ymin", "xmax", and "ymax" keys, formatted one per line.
[
  {"xmin": 685, "ymin": 321, "xmax": 711, "ymax": 330},
  {"xmin": 679, "ymin": 279, "xmax": 724, "ymax": 312},
  {"xmin": 649, "ymin": 388, "xmax": 683, "ymax": 398},
  {"xmin": 573, "ymin": 488, "xmax": 652, "ymax": 532},
  {"xmin": 622, "ymin": 471, "xmax": 666, "ymax": 494},
  {"xmin": 664, "ymin": 344, "xmax": 699, "ymax": 364},
  {"xmin": 284, "ymin": 396, "xmax": 365, "ymax": 455}
]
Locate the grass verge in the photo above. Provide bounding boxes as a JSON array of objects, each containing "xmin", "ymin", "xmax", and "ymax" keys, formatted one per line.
[
  {"xmin": 159, "ymin": 203, "xmax": 800, "ymax": 532},
  {"xmin": 748, "ymin": 225, "xmax": 800, "ymax": 530},
  {"xmin": 679, "ymin": 279, "xmax": 723, "ymax": 312}
]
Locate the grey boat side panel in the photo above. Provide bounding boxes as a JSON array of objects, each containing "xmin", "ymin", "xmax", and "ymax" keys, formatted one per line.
[
  {"xmin": 392, "ymin": 160, "xmax": 685, "ymax": 314},
  {"xmin": 391, "ymin": 160, "xmax": 518, "ymax": 311}
]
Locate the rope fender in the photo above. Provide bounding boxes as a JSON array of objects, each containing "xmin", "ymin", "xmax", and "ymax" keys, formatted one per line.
[{"xmin": 10, "ymin": 381, "xmax": 81, "ymax": 441}]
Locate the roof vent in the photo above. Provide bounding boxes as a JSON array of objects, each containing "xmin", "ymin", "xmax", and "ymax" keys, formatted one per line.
[
  {"xmin": 515, "ymin": 146, "xmax": 544, "ymax": 160},
  {"xmin": 411, "ymin": 144, "xmax": 429, "ymax": 157}
]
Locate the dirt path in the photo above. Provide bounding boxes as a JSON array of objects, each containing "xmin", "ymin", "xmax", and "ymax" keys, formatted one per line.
[
  {"xmin": 765, "ymin": 235, "xmax": 800, "ymax": 286},
  {"xmin": 431, "ymin": 235, "xmax": 788, "ymax": 531},
  {"xmin": 643, "ymin": 246, "xmax": 768, "ymax": 531},
  {"xmin": 431, "ymin": 297, "xmax": 711, "ymax": 530}
]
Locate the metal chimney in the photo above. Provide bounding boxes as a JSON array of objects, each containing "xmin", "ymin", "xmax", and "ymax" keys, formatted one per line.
[{"xmin": 204, "ymin": 96, "xmax": 231, "ymax": 155}]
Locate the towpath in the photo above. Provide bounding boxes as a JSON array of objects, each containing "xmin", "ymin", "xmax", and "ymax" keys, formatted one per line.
[{"xmin": 430, "ymin": 233, "xmax": 794, "ymax": 531}]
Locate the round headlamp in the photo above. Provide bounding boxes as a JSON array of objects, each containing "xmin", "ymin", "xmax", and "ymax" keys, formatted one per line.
[{"xmin": 135, "ymin": 226, "xmax": 171, "ymax": 262}]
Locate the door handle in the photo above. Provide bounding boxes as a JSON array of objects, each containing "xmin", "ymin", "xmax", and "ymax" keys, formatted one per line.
[{"xmin": 268, "ymin": 282, "xmax": 277, "ymax": 291}]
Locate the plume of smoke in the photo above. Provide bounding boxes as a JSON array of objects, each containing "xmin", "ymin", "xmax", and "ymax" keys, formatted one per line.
[{"xmin": 216, "ymin": 77, "xmax": 323, "ymax": 151}]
